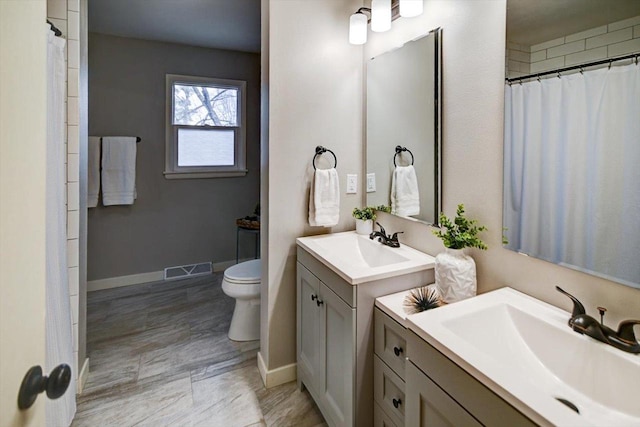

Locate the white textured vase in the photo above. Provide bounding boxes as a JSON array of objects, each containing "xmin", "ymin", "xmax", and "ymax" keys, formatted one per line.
[
  {"xmin": 355, "ymin": 219, "xmax": 373, "ymax": 235},
  {"xmin": 435, "ymin": 248, "xmax": 477, "ymax": 303}
]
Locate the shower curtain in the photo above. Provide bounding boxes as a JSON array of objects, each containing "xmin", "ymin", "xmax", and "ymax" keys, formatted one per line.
[
  {"xmin": 504, "ymin": 62, "xmax": 640, "ymax": 287},
  {"xmin": 46, "ymin": 27, "xmax": 76, "ymax": 425}
]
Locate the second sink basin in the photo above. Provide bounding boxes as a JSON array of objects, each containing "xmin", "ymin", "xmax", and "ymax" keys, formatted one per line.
[{"xmin": 407, "ymin": 287, "xmax": 640, "ymax": 426}]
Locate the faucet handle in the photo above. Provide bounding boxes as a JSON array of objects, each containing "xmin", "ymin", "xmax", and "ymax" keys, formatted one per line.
[
  {"xmin": 375, "ymin": 222, "xmax": 387, "ymax": 237},
  {"xmin": 555, "ymin": 286, "xmax": 586, "ymax": 319},
  {"xmin": 617, "ymin": 320, "xmax": 640, "ymax": 343},
  {"xmin": 390, "ymin": 231, "xmax": 404, "ymax": 242}
]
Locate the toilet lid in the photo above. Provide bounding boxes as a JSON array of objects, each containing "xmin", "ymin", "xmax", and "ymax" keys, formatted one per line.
[{"xmin": 224, "ymin": 259, "xmax": 261, "ymax": 283}]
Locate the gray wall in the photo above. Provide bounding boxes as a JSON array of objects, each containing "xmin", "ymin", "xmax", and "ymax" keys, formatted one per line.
[{"xmin": 88, "ymin": 33, "xmax": 260, "ymax": 281}]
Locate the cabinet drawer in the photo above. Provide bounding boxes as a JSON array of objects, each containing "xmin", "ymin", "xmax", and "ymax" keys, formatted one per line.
[
  {"xmin": 374, "ymin": 355, "xmax": 405, "ymax": 426},
  {"xmin": 374, "ymin": 402, "xmax": 400, "ymax": 427},
  {"xmin": 375, "ymin": 308, "xmax": 407, "ymax": 379}
]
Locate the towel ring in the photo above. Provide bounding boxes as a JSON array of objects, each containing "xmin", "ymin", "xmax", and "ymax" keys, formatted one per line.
[
  {"xmin": 393, "ymin": 146, "xmax": 414, "ymax": 167},
  {"xmin": 313, "ymin": 146, "xmax": 337, "ymax": 170}
]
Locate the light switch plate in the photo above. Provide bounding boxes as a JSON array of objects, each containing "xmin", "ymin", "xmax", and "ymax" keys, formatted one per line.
[
  {"xmin": 346, "ymin": 174, "xmax": 357, "ymax": 194},
  {"xmin": 366, "ymin": 173, "xmax": 376, "ymax": 193}
]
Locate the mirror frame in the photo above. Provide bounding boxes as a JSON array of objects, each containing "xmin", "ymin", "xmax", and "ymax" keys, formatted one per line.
[{"xmin": 366, "ymin": 27, "xmax": 443, "ymax": 227}]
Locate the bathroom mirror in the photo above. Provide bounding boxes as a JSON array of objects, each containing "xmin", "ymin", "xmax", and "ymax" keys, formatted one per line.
[
  {"xmin": 503, "ymin": 0, "xmax": 640, "ymax": 288},
  {"xmin": 366, "ymin": 28, "xmax": 442, "ymax": 225}
]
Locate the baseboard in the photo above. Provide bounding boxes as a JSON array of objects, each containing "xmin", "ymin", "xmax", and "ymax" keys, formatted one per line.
[
  {"xmin": 77, "ymin": 357, "xmax": 89, "ymax": 394},
  {"xmin": 257, "ymin": 351, "xmax": 296, "ymax": 389},
  {"xmin": 88, "ymin": 271, "xmax": 164, "ymax": 292},
  {"xmin": 87, "ymin": 258, "xmax": 254, "ymax": 292}
]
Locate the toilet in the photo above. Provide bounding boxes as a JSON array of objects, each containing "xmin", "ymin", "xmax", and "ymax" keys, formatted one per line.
[{"xmin": 221, "ymin": 259, "xmax": 261, "ymax": 341}]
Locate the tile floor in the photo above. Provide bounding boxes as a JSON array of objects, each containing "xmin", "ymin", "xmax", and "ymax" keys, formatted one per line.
[{"xmin": 72, "ymin": 273, "xmax": 326, "ymax": 426}]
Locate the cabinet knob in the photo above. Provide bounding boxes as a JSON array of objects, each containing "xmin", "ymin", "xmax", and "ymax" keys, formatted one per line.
[
  {"xmin": 316, "ymin": 299, "xmax": 324, "ymax": 307},
  {"xmin": 311, "ymin": 294, "xmax": 317, "ymax": 301},
  {"xmin": 393, "ymin": 398, "xmax": 402, "ymax": 409},
  {"xmin": 393, "ymin": 346, "xmax": 403, "ymax": 357}
]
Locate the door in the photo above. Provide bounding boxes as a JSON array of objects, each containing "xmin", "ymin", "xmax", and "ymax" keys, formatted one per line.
[
  {"xmin": 297, "ymin": 263, "xmax": 321, "ymax": 390},
  {"xmin": 405, "ymin": 362, "xmax": 481, "ymax": 427},
  {"xmin": 0, "ymin": 1, "xmax": 49, "ymax": 426},
  {"xmin": 319, "ymin": 282, "xmax": 356, "ymax": 427}
]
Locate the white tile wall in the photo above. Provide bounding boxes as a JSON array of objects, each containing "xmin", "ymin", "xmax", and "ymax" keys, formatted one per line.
[
  {"xmin": 49, "ymin": 0, "xmax": 82, "ymax": 384},
  {"xmin": 508, "ymin": 15, "xmax": 640, "ymax": 78}
]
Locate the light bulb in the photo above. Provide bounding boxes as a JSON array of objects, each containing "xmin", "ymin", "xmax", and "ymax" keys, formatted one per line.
[
  {"xmin": 371, "ymin": 0, "xmax": 391, "ymax": 32},
  {"xmin": 399, "ymin": 0, "xmax": 423, "ymax": 18},
  {"xmin": 349, "ymin": 12, "xmax": 368, "ymax": 45}
]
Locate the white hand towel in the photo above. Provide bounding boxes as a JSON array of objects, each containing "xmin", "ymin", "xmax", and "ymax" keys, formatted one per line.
[
  {"xmin": 87, "ymin": 136, "xmax": 101, "ymax": 208},
  {"xmin": 391, "ymin": 165, "xmax": 420, "ymax": 217},
  {"xmin": 101, "ymin": 136, "xmax": 137, "ymax": 206},
  {"xmin": 309, "ymin": 168, "xmax": 340, "ymax": 227}
]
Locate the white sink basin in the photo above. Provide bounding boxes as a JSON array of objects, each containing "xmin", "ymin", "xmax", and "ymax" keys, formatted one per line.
[
  {"xmin": 407, "ymin": 287, "xmax": 640, "ymax": 427},
  {"xmin": 296, "ymin": 231, "xmax": 435, "ymax": 284}
]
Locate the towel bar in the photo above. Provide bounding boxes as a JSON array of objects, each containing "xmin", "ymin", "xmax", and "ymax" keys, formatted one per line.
[
  {"xmin": 393, "ymin": 145, "xmax": 414, "ymax": 166},
  {"xmin": 313, "ymin": 146, "xmax": 337, "ymax": 170}
]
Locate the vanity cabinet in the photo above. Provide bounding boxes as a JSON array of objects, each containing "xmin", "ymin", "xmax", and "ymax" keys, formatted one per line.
[
  {"xmin": 405, "ymin": 330, "xmax": 536, "ymax": 427},
  {"xmin": 296, "ymin": 243, "xmax": 435, "ymax": 427},
  {"xmin": 373, "ymin": 308, "xmax": 408, "ymax": 427},
  {"xmin": 297, "ymin": 263, "xmax": 356, "ymax": 426}
]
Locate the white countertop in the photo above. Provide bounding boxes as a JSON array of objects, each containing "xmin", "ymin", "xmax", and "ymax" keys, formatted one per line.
[
  {"xmin": 375, "ymin": 284, "xmax": 436, "ymax": 327},
  {"xmin": 296, "ymin": 231, "xmax": 435, "ymax": 285}
]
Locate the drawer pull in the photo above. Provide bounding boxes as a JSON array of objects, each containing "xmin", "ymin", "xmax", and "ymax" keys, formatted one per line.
[
  {"xmin": 393, "ymin": 346, "xmax": 403, "ymax": 357},
  {"xmin": 316, "ymin": 299, "xmax": 324, "ymax": 306},
  {"xmin": 392, "ymin": 398, "xmax": 402, "ymax": 409},
  {"xmin": 311, "ymin": 294, "xmax": 317, "ymax": 301}
]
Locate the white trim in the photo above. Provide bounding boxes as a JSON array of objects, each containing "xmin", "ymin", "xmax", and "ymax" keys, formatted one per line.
[
  {"xmin": 87, "ymin": 259, "xmax": 255, "ymax": 291},
  {"xmin": 77, "ymin": 358, "xmax": 89, "ymax": 394},
  {"xmin": 257, "ymin": 351, "xmax": 297, "ymax": 389},
  {"xmin": 88, "ymin": 271, "xmax": 164, "ymax": 292}
]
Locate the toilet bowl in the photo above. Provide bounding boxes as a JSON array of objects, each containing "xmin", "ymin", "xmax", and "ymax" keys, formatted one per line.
[{"xmin": 221, "ymin": 259, "xmax": 261, "ymax": 341}]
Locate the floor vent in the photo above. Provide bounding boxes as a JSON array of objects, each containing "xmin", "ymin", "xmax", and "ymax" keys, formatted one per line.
[{"xmin": 164, "ymin": 262, "xmax": 212, "ymax": 280}]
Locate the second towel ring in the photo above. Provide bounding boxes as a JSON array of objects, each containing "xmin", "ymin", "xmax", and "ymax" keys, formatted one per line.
[
  {"xmin": 313, "ymin": 146, "xmax": 337, "ymax": 170},
  {"xmin": 394, "ymin": 145, "xmax": 414, "ymax": 167}
]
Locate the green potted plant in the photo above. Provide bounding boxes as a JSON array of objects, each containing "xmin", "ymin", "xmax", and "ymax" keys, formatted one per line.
[
  {"xmin": 352, "ymin": 205, "xmax": 391, "ymax": 235},
  {"xmin": 432, "ymin": 204, "xmax": 487, "ymax": 303}
]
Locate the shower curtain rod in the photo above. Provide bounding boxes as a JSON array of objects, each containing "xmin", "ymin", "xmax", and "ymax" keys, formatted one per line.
[
  {"xmin": 47, "ymin": 20, "xmax": 62, "ymax": 37},
  {"xmin": 506, "ymin": 52, "xmax": 639, "ymax": 83}
]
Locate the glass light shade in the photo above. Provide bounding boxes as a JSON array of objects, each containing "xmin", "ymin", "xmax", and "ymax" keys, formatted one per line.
[
  {"xmin": 399, "ymin": 0, "xmax": 423, "ymax": 18},
  {"xmin": 371, "ymin": 0, "xmax": 391, "ymax": 32},
  {"xmin": 349, "ymin": 12, "xmax": 368, "ymax": 45}
]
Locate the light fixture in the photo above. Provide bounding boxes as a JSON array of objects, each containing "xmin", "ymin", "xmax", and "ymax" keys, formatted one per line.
[
  {"xmin": 349, "ymin": 0, "xmax": 424, "ymax": 45},
  {"xmin": 371, "ymin": 0, "xmax": 392, "ymax": 32},
  {"xmin": 399, "ymin": 0, "xmax": 423, "ymax": 18},
  {"xmin": 349, "ymin": 8, "xmax": 370, "ymax": 45}
]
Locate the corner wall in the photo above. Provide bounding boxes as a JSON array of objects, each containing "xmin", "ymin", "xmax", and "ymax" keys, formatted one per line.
[
  {"xmin": 262, "ymin": 0, "xmax": 364, "ymax": 373},
  {"xmin": 364, "ymin": 0, "xmax": 640, "ymax": 325}
]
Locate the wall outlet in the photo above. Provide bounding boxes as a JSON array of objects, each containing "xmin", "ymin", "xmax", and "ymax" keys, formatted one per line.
[
  {"xmin": 366, "ymin": 173, "xmax": 376, "ymax": 193},
  {"xmin": 346, "ymin": 174, "xmax": 357, "ymax": 194}
]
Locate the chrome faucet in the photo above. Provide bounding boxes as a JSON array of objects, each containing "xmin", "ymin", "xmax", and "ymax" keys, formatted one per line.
[
  {"xmin": 556, "ymin": 286, "xmax": 640, "ymax": 354},
  {"xmin": 369, "ymin": 222, "xmax": 403, "ymax": 248}
]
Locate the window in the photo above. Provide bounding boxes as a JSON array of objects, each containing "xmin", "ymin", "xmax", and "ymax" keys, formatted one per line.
[{"xmin": 165, "ymin": 74, "xmax": 247, "ymax": 178}]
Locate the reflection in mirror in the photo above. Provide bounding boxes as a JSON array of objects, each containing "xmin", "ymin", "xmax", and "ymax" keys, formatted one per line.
[
  {"xmin": 504, "ymin": 1, "xmax": 640, "ymax": 288},
  {"xmin": 366, "ymin": 28, "xmax": 442, "ymax": 225}
]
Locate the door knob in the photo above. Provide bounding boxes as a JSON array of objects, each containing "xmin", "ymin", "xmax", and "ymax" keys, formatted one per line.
[
  {"xmin": 18, "ymin": 364, "xmax": 71, "ymax": 410},
  {"xmin": 316, "ymin": 299, "xmax": 324, "ymax": 307},
  {"xmin": 393, "ymin": 346, "xmax": 403, "ymax": 357},
  {"xmin": 393, "ymin": 398, "xmax": 402, "ymax": 408}
]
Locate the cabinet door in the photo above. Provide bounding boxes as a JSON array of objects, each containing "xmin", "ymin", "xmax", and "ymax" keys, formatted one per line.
[
  {"xmin": 319, "ymin": 282, "xmax": 356, "ymax": 427},
  {"xmin": 405, "ymin": 362, "xmax": 481, "ymax": 427},
  {"xmin": 297, "ymin": 263, "xmax": 321, "ymax": 390}
]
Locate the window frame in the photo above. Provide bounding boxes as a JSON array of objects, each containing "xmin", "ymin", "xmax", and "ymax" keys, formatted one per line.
[{"xmin": 164, "ymin": 74, "xmax": 247, "ymax": 179}]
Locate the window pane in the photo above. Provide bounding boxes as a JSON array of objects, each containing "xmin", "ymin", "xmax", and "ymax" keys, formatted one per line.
[
  {"xmin": 173, "ymin": 83, "xmax": 238, "ymax": 126},
  {"xmin": 177, "ymin": 129, "xmax": 234, "ymax": 166}
]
